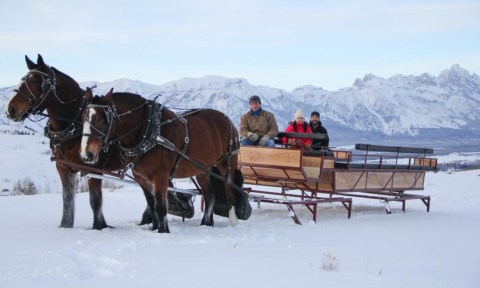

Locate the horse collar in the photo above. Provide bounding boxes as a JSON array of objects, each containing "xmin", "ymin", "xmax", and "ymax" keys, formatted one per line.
[{"xmin": 119, "ymin": 101, "xmax": 163, "ymax": 159}]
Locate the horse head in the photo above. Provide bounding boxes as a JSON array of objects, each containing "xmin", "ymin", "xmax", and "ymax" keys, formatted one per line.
[
  {"xmin": 4, "ymin": 54, "xmax": 83, "ymax": 122},
  {"xmin": 80, "ymin": 87, "xmax": 115, "ymax": 164}
]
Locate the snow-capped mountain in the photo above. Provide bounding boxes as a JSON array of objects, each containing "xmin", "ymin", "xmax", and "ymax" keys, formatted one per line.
[{"xmin": 1, "ymin": 65, "xmax": 479, "ymax": 151}]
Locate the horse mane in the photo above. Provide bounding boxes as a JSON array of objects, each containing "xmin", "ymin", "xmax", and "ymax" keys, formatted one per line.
[
  {"xmin": 112, "ymin": 92, "xmax": 145, "ymax": 102},
  {"xmin": 90, "ymin": 91, "xmax": 147, "ymax": 108},
  {"xmin": 50, "ymin": 66, "xmax": 83, "ymax": 91}
]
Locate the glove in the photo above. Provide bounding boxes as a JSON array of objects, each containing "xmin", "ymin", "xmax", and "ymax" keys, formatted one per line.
[
  {"xmin": 247, "ymin": 132, "xmax": 258, "ymax": 142},
  {"xmin": 258, "ymin": 135, "xmax": 270, "ymax": 146}
]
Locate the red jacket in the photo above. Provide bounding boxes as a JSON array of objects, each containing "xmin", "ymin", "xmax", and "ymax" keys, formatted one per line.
[{"xmin": 282, "ymin": 121, "xmax": 313, "ymax": 146}]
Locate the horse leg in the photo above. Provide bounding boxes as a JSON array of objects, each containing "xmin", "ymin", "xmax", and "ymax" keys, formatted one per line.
[
  {"xmin": 139, "ymin": 179, "xmax": 183, "ymax": 226},
  {"xmin": 153, "ymin": 175, "xmax": 170, "ymax": 233},
  {"xmin": 139, "ymin": 205, "xmax": 152, "ymax": 225},
  {"xmin": 197, "ymin": 174, "xmax": 214, "ymax": 226},
  {"xmin": 139, "ymin": 187, "xmax": 156, "ymax": 227},
  {"xmin": 57, "ymin": 166, "xmax": 76, "ymax": 228},
  {"xmin": 233, "ymin": 168, "xmax": 251, "ymax": 220},
  {"xmin": 87, "ymin": 178, "xmax": 112, "ymax": 230},
  {"xmin": 216, "ymin": 164, "xmax": 239, "ymax": 226}
]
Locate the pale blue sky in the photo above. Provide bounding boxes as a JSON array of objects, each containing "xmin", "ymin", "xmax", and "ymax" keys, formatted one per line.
[{"xmin": 1, "ymin": 0, "xmax": 479, "ymax": 91}]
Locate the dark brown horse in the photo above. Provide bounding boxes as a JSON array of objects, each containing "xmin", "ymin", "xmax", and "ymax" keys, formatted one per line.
[
  {"xmin": 80, "ymin": 88, "xmax": 250, "ymax": 233},
  {"xmin": 4, "ymin": 54, "xmax": 164, "ymax": 229}
]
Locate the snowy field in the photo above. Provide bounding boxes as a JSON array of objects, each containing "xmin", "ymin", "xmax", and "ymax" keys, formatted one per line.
[{"xmin": 0, "ymin": 134, "xmax": 479, "ymax": 288}]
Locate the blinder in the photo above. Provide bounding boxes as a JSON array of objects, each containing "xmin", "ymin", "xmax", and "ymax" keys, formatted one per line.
[
  {"xmin": 82, "ymin": 104, "xmax": 117, "ymax": 152},
  {"xmin": 16, "ymin": 69, "xmax": 56, "ymax": 115}
]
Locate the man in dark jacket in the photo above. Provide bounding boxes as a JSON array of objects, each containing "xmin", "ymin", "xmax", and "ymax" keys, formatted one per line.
[{"xmin": 309, "ymin": 111, "xmax": 329, "ymax": 149}]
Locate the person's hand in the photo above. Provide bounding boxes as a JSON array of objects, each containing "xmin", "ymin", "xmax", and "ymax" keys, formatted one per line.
[
  {"xmin": 247, "ymin": 132, "xmax": 258, "ymax": 141},
  {"xmin": 258, "ymin": 135, "xmax": 270, "ymax": 146}
]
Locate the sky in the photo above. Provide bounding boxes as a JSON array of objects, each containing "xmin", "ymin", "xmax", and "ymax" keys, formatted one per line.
[{"xmin": 1, "ymin": 0, "xmax": 479, "ymax": 91}]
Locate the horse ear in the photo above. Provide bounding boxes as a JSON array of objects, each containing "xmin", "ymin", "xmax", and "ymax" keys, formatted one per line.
[
  {"xmin": 37, "ymin": 54, "xmax": 47, "ymax": 69},
  {"xmin": 105, "ymin": 88, "xmax": 114, "ymax": 101},
  {"xmin": 25, "ymin": 55, "xmax": 36, "ymax": 70},
  {"xmin": 84, "ymin": 87, "xmax": 93, "ymax": 102}
]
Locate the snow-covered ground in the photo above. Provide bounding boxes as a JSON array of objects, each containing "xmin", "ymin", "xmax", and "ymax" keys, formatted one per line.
[{"xmin": 0, "ymin": 134, "xmax": 479, "ymax": 288}]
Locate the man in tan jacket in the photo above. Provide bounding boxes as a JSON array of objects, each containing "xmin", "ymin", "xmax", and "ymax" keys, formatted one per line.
[{"xmin": 240, "ymin": 95, "xmax": 279, "ymax": 147}]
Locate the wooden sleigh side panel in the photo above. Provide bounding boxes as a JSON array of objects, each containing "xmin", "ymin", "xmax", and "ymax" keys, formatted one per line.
[{"xmin": 239, "ymin": 146, "xmax": 306, "ymax": 184}]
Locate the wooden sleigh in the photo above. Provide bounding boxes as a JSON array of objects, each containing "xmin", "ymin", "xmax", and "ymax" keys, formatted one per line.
[{"xmin": 239, "ymin": 132, "xmax": 437, "ymax": 224}]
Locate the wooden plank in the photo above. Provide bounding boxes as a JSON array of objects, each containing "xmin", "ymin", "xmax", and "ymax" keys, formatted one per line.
[
  {"xmin": 302, "ymin": 156, "xmax": 334, "ymax": 168},
  {"xmin": 239, "ymin": 146, "xmax": 302, "ymax": 168},
  {"xmin": 303, "ymin": 156, "xmax": 322, "ymax": 167},
  {"xmin": 304, "ymin": 181, "xmax": 334, "ymax": 192},
  {"xmin": 334, "ymin": 170, "xmax": 427, "ymax": 191},
  {"xmin": 333, "ymin": 151, "xmax": 352, "ymax": 160},
  {"xmin": 243, "ymin": 179, "xmax": 283, "ymax": 186},
  {"xmin": 335, "ymin": 172, "xmax": 365, "ymax": 190},
  {"xmin": 414, "ymin": 158, "xmax": 437, "ymax": 169},
  {"xmin": 392, "ymin": 172, "xmax": 426, "ymax": 189},
  {"xmin": 355, "ymin": 143, "xmax": 434, "ymax": 154}
]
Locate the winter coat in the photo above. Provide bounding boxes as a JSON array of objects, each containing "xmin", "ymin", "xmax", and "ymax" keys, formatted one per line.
[
  {"xmin": 282, "ymin": 121, "xmax": 312, "ymax": 147},
  {"xmin": 309, "ymin": 121, "xmax": 329, "ymax": 147},
  {"xmin": 240, "ymin": 109, "xmax": 279, "ymax": 139}
]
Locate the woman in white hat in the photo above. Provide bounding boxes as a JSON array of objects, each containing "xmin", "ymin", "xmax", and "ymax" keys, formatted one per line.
[{"xmin": 282, "ymin": 109, "xmax": 312, "ymax": 149}]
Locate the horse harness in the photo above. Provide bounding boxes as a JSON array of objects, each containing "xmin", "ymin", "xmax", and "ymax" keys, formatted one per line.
[
  {"xmin": 117, "ymin": 100, "xmax": 192, "ymax": 175},
  {"xmin": 45, "ymin": 96, "xmax": 86, "ymax": 160},
  {"xmin": 85, "ymin": 100, "xmax": 242, "ymax": 193}
]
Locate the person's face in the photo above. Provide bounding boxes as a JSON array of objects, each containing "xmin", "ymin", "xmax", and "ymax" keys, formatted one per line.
[
  {"xmin": 296, "ymin": 116, "xmax": 305, "ymax": 124},
  {"xmin": 310, "ymin": 115, "xmax": 319, "ymax": 124},
  {"xmin": 250, "ymin": 101, "xmax": 261, "ymax": 112}
]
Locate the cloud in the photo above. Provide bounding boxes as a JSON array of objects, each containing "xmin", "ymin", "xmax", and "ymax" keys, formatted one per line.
[{"xmin": 0, "ymin": 0, "xmax": 479, "ymax": 89}]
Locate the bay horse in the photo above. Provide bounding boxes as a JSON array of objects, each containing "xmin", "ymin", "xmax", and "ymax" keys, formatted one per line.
[
  {"xmin": 3, "ymin": 54, "xmax": 187, "ymax": 229},
  {"xmin": 80, "ymin": 88, "xmax": 250, "ymax": 233}
]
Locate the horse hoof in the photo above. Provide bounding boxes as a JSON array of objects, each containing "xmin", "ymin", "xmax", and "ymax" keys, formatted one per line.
[
  {"xmin": 138, "ymin": 218, "xmax": 153, "ymax": 225},
  {"xmin": 92, "ymin": 223, "xmax": 114, "ymax": 230},
  {"xmin": 200, "ymin": 219, "xmax": 214, "ymax": 227},
  {"xmin": 140, "ymin": 209, "xmax": 153, "ymax": 225},
  {"xmin": 60, "ymin": 219, "xmax": 74, "ymax": 228},
  {"xmin": 158, "ymin": 227, "xmax": 170, "ymax": 233},
  {"xmin": 139, "ymin": 214, "xmax": 153, "ymax": 225}
]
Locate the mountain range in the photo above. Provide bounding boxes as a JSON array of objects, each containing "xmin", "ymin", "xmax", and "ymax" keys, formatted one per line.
[{"xmin": 1, "ymin": 64, "xmax": 479, "ymax": 153}]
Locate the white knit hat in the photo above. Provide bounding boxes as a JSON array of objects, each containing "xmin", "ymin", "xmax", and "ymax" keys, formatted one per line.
[{"xmin": 293, "ymin": 109, "xmax": 305, "ymax": 121}]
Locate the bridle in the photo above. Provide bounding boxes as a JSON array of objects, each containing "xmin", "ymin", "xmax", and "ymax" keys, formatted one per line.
[
  {"xmin": 82, "ymin": 104, "xmax": 118, "ymax": 152},
  {"xmin": 14, "ymin": 67, "xmax": 77, "ymax": 116},
  {"xmin": 82, "ymin": 100, "xmax": 150, "ymax": 153}
]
